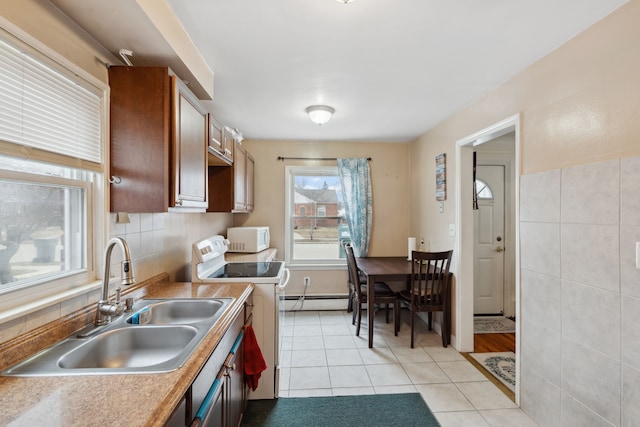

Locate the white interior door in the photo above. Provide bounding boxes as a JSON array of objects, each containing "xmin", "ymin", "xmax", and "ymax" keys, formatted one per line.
[{"xmin": 474, "ymin": 165, "xmax": 505, "ymax": 314}]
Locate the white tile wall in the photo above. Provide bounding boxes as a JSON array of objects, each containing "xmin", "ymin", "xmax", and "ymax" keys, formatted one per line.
[
  {"xmin": 562, "ymin": 337, "xmax": 621, "ymax": 425},
  {"xmin": 560, "ymin": 159, "xmax": 619, "ymax": 225},
  {"xmin": 622, "ymin": 295, "xmax": 640, "ymax": 370},
  {"xmin": 520, "ymin": 319, "xmax": 561, "ymax": 386},
  {"xmin": 520, "ymin": 366, "xmax": 562, "ymax": 427},
  {"xmin": 520, "ymin": 169, "xmax": 561, "ymax": 223},
  {"xmin": 561, "ymin": 223, "xmax": 619, "ymax": 291},
  {"xmin": 561, "ymin": 280, "xmax": 620, "ymax": 359},
  {"xmin": 561, "ymin": 393, "xmax": 613, "ymax": 427},
  {"xmin": 622, "ymin": 365, "xmax": 640, "ymax": 427},
  {"xmin": 520, "ymin": 156, "xmax": 640, "ymax": 426},
  {"xmin": 620, "ymin": 225, "xmax": 640, "ymax": 298},
  {"xmin": 520, "ymin": 269, "xmax": 561, "ymax": 332}
]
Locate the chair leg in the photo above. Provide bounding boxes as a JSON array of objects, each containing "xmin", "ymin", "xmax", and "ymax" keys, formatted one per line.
[
  {"xmin": 385, "ymin": 303, "xmax": 390, "ymax": 323},
  {"xmin": 351, "ymin": 298, "xmax": 357, "ymax": 325},
  {"xmin": 427, "ymin": 312, "xmax": 433, "ymax": 330},
  {"xmin": 355, "ymin": 302, "xmax": 362, "ymax": 337},
  {"xmin": 440, "ymin": 311, "xmax": 449, "ymax": 347},
  {"xmin": 410, "ymin": 308, "xmax": 415, "ymax": 348},
  {"xmin": 393, "ymin": 301, "xmax": 399, "ymax": 336}
]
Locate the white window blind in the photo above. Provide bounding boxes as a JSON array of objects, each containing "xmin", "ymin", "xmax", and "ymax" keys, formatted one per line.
[{"xmin": 0, "ymin": 39, "xmax": 102, "ymax": 164}]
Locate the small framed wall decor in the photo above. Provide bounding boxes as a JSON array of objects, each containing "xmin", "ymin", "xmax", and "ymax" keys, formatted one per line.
[{"xmin": 436, "ymin": 153, "xmax": 446, "ymax": 201}]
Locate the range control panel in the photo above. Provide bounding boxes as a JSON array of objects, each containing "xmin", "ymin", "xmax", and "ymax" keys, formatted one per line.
[{"xmin": 192, "ymin": 235, "xmax": 229, "ymax": 264}]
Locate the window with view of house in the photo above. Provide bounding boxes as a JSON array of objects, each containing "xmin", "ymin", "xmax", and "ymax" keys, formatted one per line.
[
  {"xmin": 285, "ymin": 166, "xmax": 349, "ymax": 266},
  {"xmin": 0, "ymin": 29, "xmax": 104, "ymax": 305}
]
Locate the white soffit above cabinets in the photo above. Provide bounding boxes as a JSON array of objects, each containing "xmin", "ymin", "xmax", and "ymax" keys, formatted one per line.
[{"xmin": 50, "ymin": 0, "xmax": 627, "ymax": 142}]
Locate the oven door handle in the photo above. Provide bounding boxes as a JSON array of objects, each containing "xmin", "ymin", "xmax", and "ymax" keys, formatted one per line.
[{"xmin": 278, "ymin": 268, "xmax": 290, "ymax": 289}]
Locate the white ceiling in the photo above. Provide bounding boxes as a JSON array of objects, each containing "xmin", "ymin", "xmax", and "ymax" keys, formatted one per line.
[{"xmin": 50, "ymin": 0, "xmax": 627, "ymax": 142}]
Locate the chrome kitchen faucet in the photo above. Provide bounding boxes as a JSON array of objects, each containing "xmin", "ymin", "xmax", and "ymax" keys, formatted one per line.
[{"xmin": 94, "ymin": 237, "xmax": 135, "ymax": 326}]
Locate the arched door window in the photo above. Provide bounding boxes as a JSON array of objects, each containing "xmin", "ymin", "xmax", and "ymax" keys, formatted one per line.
[{"xmin": 475, "ymin": 179, "xmax": 494, "ymax": 200}]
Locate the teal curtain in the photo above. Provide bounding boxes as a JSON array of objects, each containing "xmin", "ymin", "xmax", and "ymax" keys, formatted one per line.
[{"xmin": 337, "ymin": 158, "xmax": 372, "ymax": 257}]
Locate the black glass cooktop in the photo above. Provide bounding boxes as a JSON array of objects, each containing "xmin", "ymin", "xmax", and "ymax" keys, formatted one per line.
[{"xmin": 206, "ymin": 262, "xmax": 282, "ymax": 279}]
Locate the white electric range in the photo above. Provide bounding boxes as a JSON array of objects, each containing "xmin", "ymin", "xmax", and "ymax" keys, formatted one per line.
[{"xmin": 191, "ymin": 235, "xmax": 289, "ymax": 400}]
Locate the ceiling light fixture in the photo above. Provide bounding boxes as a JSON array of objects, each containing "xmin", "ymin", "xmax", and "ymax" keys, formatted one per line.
[
  {"xmin": 336, "ymin": 0, "xmax": 356, "ymax": 3},
  {"xmin": 305, "ymin": 105, "xmax": 335, "ymax": 125}
]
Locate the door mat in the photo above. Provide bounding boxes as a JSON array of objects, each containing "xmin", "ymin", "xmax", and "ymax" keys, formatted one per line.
[
  {"xmin": 470, "ymin": 352, "xmax": 515, "ymax": 392},
  {"xmin": 474, "ymin": 316, "xmax": 515, "ymax": 334}
]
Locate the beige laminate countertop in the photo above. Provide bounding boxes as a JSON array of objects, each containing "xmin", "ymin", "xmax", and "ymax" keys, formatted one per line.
[{"xmin": 0, "ymin": 280, "xmax": 254, "ymax": 427}]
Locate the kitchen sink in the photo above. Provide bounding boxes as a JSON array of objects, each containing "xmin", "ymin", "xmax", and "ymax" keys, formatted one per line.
[
  {"xmin": 126, "ymin": 299, "xmax": 227, "ymax": 325},
  {"xmin": 1, "ymin": 297, "xmax": 234, "ymax": 376},
  {"xmin": 58, "ymin": 325, "xmax": 198, "ymax": 369}
]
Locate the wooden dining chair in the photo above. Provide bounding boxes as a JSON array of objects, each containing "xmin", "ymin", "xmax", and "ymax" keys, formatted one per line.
[
  {"xmin": 342, "ymin": 240, "xmax": 366, "ymax": 313},
  {"xmin": 344, "ymin": 242, "xmax": 399, "ymax": 337},
  {"xmin": 398, "ymin": 250, "xmax": 453, "ymax": 348}
]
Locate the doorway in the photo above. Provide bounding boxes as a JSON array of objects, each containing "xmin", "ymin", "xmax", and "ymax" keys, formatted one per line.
[
  {"xmin": 474, "ymin": 165, "xmax": 506, "ymax": 315},
  {"xmin": 454, "ymin": 114, "xmax": 521, "ymax": 403}
]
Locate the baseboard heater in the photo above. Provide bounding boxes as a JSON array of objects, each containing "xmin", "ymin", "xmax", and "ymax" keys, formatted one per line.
[
  {"xmin": 284, "ymin": 295, "xmax": 347, "ymax": 300},
  {"xmin": 284, "ymin": 294, "xmax": 348, "ymax": 311}
]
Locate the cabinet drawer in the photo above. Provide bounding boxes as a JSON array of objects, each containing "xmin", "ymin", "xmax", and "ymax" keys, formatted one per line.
[{"xmin": 191, "ymin": 310, "xmax": 244, "ymax": 416}]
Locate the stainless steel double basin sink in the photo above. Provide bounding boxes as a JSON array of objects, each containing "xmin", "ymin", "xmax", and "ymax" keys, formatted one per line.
[{"xmin": 2, "ymin": 298, "xmax": 233, "ymax": 376}]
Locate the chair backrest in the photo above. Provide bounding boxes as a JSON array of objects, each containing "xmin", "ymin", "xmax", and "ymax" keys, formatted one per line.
[
  {"xmin": 410, "ymin": 250, "xmax": 453, "ymax": 309},
  {"xmin": 344, "ymin": 242, "xmax": 363, "ymax": 300}
]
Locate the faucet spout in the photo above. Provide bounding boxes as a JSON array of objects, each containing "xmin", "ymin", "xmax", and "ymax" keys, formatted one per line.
[{"xmin": 94, "ymin": 237, "xmax": 135, "ymax": 326}]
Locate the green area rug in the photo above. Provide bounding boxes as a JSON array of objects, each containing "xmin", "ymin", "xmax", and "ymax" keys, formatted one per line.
[{"xmin": 241, "ymin": 393, "xmax": 440, "ymax": 427}]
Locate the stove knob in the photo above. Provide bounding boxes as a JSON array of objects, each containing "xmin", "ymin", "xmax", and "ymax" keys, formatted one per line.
[{"xmin": 223, "ymin": 239, "xmax": 230, "ymax": 246}]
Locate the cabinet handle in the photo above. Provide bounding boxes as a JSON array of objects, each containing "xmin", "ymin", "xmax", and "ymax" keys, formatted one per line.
[{"xmin": 109, "ymin": 176, "xmax": 121, "ymax": 184}]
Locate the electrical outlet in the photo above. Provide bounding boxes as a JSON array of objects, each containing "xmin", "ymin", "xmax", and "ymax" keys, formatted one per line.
[{"xmin": 304, "ymin": 276, "xmax": 311, "ymax": 287}]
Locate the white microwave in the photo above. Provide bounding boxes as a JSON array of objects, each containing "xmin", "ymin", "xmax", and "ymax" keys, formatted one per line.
[{"xmin": 226, "ymin": 226, "xmax": 270, "ymax": 253}]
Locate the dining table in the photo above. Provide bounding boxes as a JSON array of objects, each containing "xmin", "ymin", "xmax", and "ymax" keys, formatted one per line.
[
  {"xmin": 355, "ymin": 255, "xmax": 452, "ymax": 348},
  {"xmin": 355, "ymin": 256, "xmax": 414, "ymax": 348}
]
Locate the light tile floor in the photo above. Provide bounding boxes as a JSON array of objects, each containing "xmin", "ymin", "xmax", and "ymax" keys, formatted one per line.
[{"xmin": 278, "ymin": 309, "xmax": 537, "ymax": 427}]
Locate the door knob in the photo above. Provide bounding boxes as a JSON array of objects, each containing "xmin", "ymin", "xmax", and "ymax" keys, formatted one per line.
[{"xmin": 495, "ymin": 246, "xmax": 504, "ymax": 252}]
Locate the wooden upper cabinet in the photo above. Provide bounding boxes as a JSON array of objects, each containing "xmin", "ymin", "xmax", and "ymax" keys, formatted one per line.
[
  {"xmin": 207, "ymin": 140, "xmax": 254, "ymax": 213},
  {"xmin": 233, "ymin": 143, "xmax": 247, "ymax": 212},
  {"xmin": 172, "ymin": 78, "xmax": 208, "ymax": 210},
  {"xmin": 207, "ymin": 115, "xmax": 233, "ymax": 166},
  {"xmin": 222, "ymin": 127, "xmax": 235, "ymax": 163},
  {"xmin": 245, "ymin": 152, "xmax": 254, "ymax": 212},
  {"xmin": 109, "ymin": 66, "xmax": 208, "ymax": 213}
]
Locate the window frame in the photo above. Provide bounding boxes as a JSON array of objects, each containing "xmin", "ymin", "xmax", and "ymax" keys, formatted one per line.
[
  {"xmin": 0, "ymin": 25, "xmax": 106, "ymax": 323},
  {"xmin": 284, "ymin": 165, "xmax": 346, "ymax": 269}
]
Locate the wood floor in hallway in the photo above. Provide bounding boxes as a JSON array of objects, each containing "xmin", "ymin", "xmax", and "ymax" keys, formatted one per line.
[{"xmin": 473, "ymin": 333, "xmax": 516, "ymax": 353}]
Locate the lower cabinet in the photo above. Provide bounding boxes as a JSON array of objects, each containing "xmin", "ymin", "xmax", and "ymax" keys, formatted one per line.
[
  {"xmin": 165, "ymin": 396, "xmax": 187, "ymax": 427},
  {"xmin": 206, "ymin": 337, "xmax": 244, "ymax": 427},
  {"xmin": 164, "ymin": 299, "xmax": 250, "ymax": 427}
]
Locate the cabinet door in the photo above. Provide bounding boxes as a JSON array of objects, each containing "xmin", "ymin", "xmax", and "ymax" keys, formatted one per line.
[
  {"xmin": 227, "ymin": 342, "xmax": 245, "ymax": 427},
  {"xmin": 164, "ymin": 396, "xmax": 186, "ymax": 427},
  {"xmin": 222, "ymin": 127, "xmax": 235, "ymax": 163},
  {"xmin": 207, "ymin": 142, "xmax": 254, "ymax": 213},
  {"xmin": 233, "ymin": 142, "xmax": 247, "ymax": 212},
  {"xmin": 208, "ymin": 114, "xmax": 224, "ymax": 154},
  {"xmin": 245, "ymin": 153, "xmax": 254, "ymax": 212},
  {"xmin": 207, "ymin": 115, "xmax": 233, "ymax": 166},
  {"xmin": 200, "ymin": 377, "xmax": 225, "ymax": 427},
  {"xmin": 172, "ymin": 77, "xmax": 208, "ymax": 210},
  {"xmin": 109, "ymin": 66, "xmax": 171, "ymax": 213}
]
